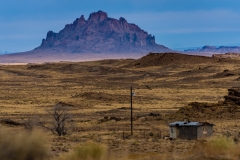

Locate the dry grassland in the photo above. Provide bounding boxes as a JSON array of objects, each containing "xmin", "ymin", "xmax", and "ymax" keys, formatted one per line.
[{"xmin": 0, "ymin": 53, "xmax": 240, "ymax": 159}]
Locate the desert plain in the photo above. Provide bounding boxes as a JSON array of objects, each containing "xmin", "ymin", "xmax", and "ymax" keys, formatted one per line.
[{"xmin": 1, "ymin": 52, "xmax": 240, "ymax": 159}]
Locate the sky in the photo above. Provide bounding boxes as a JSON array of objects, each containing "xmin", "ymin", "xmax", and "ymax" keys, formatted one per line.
[{"xmin": 1, "ymin": 0, "xmax": 240, "ymax": 53}]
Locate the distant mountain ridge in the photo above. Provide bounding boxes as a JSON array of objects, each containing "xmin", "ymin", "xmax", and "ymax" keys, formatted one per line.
[
  {"xmin": 184, "ymin": 45, "xmax": 240, "ymax": 53},
  {"xmin": 36, "ymin": 10, "xmax": 170, "ymax": 53}
]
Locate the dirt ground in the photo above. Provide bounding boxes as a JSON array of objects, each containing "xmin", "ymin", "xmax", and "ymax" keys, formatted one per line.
[{"xmin": 1, "ymin": 53, "xmax": 240, "ymax": 159}]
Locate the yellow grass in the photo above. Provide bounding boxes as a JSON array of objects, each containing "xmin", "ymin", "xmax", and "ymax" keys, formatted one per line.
[
  {"xmin": 58, "ymin": 141, "xmax": 108, "ymax": 160},
  {"xmin": 0, "ymin": 57, "xmax": 240, "ymax": 158},
  {"xmin": 0, "ymin": 129, "xmax": 48, "ymax": 160}
]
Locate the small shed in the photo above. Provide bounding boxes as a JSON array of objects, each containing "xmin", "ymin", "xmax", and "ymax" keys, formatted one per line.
[{"xmin": 168, "ymin": 120, "xmax": 214, "ymax": 140}]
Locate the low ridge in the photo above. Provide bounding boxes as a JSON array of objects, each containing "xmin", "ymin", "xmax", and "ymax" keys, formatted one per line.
[{"xmin": 128, "ymin": 52, "xmax": 219, "ymax": 67}]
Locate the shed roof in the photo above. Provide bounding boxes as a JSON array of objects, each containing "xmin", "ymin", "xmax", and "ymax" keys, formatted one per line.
[{"xmin": 168, "ymin": 121, "xmax": 214, "ymax": 127}]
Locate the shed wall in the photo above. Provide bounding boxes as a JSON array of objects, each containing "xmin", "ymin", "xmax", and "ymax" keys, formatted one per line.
[
  {"xmin": 197, "ymin": 126, "xmax": 213, "ymax": 139},
  {"xmin": 178, "ymin": 126, "xmax": 198, "ymax": 140}
]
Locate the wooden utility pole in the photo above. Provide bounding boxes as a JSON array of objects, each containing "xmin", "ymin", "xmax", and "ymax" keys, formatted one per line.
[{"xmin": 131, "ymin": 86, "xmax": 133, "ymax": 135}]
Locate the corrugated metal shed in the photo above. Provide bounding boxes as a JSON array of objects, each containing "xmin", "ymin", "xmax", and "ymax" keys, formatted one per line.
[{"xmin": 168, "ymin": 121, "xmax": 214, "ymax": 127}]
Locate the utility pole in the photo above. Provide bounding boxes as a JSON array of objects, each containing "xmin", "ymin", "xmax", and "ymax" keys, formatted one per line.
[{"xmin": 130, "ymin": 86, "xmax": 133, "ymax": 135}]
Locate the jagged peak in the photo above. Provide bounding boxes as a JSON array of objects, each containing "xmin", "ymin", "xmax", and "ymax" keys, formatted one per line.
[
  {"xmin": 80, "ymin": 15, "xmax": 85, "ymax": 20},
  {"xmin": 73, "ymin": 15, "xmax": 86, "ymax": 26},
  {"xmin": 88, "ymin": 10, "xmax": 108, "ymax": 21},
  {"xmin": 119, "ymin": 17, "xmax": 127, "ymax": 22},
  {"xmin": 47, "ymin": 31, "xmax": 55, "ymax": 37},
  {"xmin": 146, "ymin": 34, "xmax": 155, "ymax": 44},
  {"xmin": 78, "ymin": 15, "xmax": 85, "ymax": 22}
]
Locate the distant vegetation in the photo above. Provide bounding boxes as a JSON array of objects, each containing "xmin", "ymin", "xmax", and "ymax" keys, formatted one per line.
[
  {"xmin": 0, "ymin": 130, "xmax": 240, "ymax": 160},
  {"xmin": 0, "ymin": 129, "xmax": 48, "ymax": 160},
  {"xmin": 58, "ymin": 141, "xmax": 109, "ymax": 160},
  {"xmin": 183, "ymin": 136, "xmax": 240, "ymax": 160}
]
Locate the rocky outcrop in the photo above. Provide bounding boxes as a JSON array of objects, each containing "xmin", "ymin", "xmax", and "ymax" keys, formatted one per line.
[
  {"xmin": 184, "ymin": 45, "xmax": 240, "ymax": 54},
  {"xmin": 212, "ymin": 53, "xmax": 240, "ymax": 58},
  {"xmin": 37, "ymin": 10, "xmax": 170, "ymax": 53},
  {"xmin": 167, "ymin": 88, "xmax": 240, "ymax": 121},
  {"xmin": 224, "ymin": 88, "xmax": 240, "ymax": 105}
]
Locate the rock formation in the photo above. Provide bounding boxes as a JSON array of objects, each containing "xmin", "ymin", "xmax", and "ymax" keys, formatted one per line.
[
  {"xmin": 167, "ymin": 88, "xmax": 240, "ymax": 121},
  {"xmin": 224, "ymin": 88, "xmax": 240, "ymax": 105},
  {"xmin": 36, "ymin": 10, "xmax": 170, "ymax": 53},
  {"xmin": 212, "ymin": 53, "xmax": 240, "ymax": 58}
]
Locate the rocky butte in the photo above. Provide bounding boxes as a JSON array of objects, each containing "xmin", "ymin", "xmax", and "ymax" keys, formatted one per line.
[
  {"xmin": 0, "ymin": 10, "xmax": 171, "ymax": 63},
  {"xmin": 36, "ymin": 10, "xmax": 170, "ymax": 54}
]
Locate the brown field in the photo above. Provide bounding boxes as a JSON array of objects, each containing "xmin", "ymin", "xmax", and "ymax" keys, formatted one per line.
[{"xmin": 1, "ymin": 53, "xmax": 240, "ymax": 159}]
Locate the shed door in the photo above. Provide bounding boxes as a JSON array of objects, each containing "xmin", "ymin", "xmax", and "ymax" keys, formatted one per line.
[
  {"xmin": 170, "ymin": 127, "xmax": 177, "ymax": 139},
  {"xmin": 203, "ymin": 126, "xmax": 207, "ymax": 135}
]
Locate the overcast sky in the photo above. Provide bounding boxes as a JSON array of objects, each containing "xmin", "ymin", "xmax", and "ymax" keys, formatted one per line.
[{"xmin": 1, "ymin": 0, "xmax": 240, "ymax": 53}]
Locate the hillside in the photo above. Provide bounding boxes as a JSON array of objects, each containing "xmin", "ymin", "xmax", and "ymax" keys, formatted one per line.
[{"xmin": 128, "ymin": 52, "xmax": 220, "ymax": 67}]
